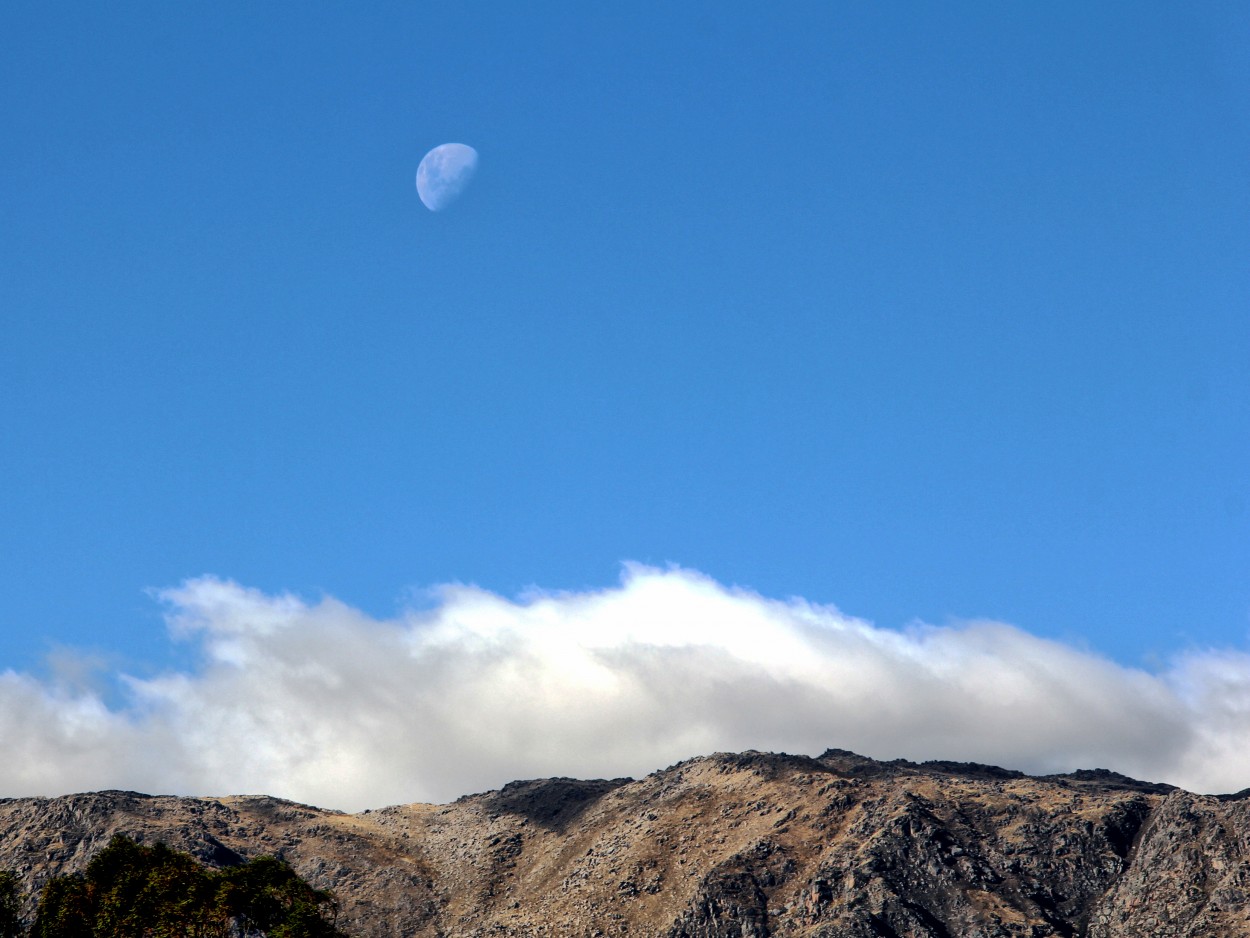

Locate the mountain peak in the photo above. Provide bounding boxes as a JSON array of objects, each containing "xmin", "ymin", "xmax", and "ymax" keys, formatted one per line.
[{"xmin": 0, "ymin": 749, "xmax": 1241, "ymax": 936}]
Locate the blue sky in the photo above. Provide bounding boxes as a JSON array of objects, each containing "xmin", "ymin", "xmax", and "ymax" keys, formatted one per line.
[{"xmin": 1, "ymin": 1, "xmax": 1248, "ymax": 789}]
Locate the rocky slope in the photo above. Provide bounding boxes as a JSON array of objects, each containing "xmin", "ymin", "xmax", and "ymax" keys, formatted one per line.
[{"xmin": 0, "ymin": 749, "xmax": 1247, "ymax": 937}]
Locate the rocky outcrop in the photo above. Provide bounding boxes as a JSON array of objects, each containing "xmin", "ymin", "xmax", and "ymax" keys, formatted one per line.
[{"xmin": 0, "ymin": 749, "xmax": 1245, "ymax": 936}]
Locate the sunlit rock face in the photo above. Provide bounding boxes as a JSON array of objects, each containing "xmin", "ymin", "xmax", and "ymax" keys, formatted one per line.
[{"xmin": 0, "ymin": 749, "xmax": 1245, "ymax": 937}]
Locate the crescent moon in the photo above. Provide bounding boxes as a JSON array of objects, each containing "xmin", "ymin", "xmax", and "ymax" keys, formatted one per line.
[{"xmin": 416, "ymin": 143, "xmax": 479, "ymax": 212}]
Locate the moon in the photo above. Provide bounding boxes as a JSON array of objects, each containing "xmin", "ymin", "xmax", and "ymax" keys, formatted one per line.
[{"xmin": 416, "ymin": 143, "xmax": 479, "ymax": 212}]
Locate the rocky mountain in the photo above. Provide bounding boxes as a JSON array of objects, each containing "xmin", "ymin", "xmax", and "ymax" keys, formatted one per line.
[{"xmin": 0, "ymin": 749, "xmax": 1247, "ymax": 937}]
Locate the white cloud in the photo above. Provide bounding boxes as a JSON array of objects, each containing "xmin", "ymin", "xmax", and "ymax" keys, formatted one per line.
[{"xmin": 0, "ymin": 564, "xmax": 1246, "ymax": 810}]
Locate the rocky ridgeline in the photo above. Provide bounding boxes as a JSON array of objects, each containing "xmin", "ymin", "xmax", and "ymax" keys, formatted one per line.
[{"xmin": 0, "ymin": 750, "xmax": 1247, "ymax": 937}]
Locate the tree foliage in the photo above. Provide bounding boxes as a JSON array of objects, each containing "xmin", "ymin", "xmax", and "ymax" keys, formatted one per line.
[
  {"xmin": 0, "ymin": 871, "xmax": 24, "ymax": 938},
  {"xmin": 18, "ymin": 835, "xmax": 345, "ymax": 938}
]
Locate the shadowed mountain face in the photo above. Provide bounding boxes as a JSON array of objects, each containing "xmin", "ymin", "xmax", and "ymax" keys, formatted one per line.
[{"xmin": 0, "ymin": 750, "xmax": 1246, "ymax": 937}]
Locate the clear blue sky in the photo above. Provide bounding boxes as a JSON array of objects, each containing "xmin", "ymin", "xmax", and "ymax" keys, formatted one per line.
[{"xmin": 2, "ymin": 2, "xmax": 1247, "ymax": 679}]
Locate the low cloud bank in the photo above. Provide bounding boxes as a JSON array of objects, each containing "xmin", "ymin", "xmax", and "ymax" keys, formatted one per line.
[{"xmin": 2, "ymin": 564, "xmax": 1248, "ymax": 811}]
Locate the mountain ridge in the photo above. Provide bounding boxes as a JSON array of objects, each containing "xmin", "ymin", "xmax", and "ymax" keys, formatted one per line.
[{"xmin": 0, "ymin": 749, "xmax": 1245, "ymax": 936}]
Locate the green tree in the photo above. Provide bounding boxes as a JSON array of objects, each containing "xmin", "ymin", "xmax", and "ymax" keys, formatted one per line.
[
  {"xmin": 30, "ymin": 873, "xmax": 93, "ymax": 938},
  {"xmin": 0, "ymin": 870, "xmax": 25, "ymax": 938},
  {"xmin": 218, "ymin": 856, "xmax": 341, "ymax": 938},
  {"xmin": 85, "ymin": 837, "xmax": 222, "ymax": 938},
  {"xmin": 28, "ymin": 835, "xmax": 345, "ymax": 938}
]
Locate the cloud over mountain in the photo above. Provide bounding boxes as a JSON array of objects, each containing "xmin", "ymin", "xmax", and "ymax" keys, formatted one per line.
[{"xmin": 2, "ymin": 565, "xmax": 1247, "ymax": 810}]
